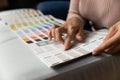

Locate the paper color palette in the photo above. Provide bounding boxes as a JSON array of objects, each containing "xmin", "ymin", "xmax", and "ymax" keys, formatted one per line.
[
  {"xmin": 10, "ymin": 15, "xmax": 64, "ymax": 44},
  {"xmin": 5, "ymin": 9, "xmax": 107, "ymax": 67}
]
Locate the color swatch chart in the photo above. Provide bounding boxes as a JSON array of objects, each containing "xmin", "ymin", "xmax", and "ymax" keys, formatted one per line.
[
  {"xmin": 1, "ymin": 9, "xmax": 108, "ymax": 67},
  {"xmin": 10, "ymin": 15, "xmax": 65, "ymax": 44},
  {"xmin": 10, "ymin": 15, "xmax": 107, "ymax": 67}
]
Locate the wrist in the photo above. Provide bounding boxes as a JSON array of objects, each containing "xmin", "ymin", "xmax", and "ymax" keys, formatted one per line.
[{"xmin": 66, "ymin": 17, "xmax": 84, "ymax": 28}]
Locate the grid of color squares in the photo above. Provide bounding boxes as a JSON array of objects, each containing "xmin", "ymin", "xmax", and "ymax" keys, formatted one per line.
[{"xmin": 10, "ymin": 15, "xmax": 65, "ymax": 44}]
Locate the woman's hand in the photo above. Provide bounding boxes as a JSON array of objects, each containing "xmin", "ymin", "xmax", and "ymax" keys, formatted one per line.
[
  {"xmin": 48, "ymin": 17, "xmax": 84, "ymax": 50},
  {"xmin": 93, "ymin": 21, "xmax": 120, "ymax": 55}
]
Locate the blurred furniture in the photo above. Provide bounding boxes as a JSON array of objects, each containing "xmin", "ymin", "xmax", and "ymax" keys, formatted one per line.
[
  {"xmin": 0, "ymin": 0, "xmax": 8, "ymax": 10},
  {"xmin": 37, "ymin": 0, "xmax": 70, "ymax": 20}
]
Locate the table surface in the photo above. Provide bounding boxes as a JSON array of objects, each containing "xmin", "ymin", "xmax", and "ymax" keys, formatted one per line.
[{"xmin": 0, "ymin": 27, "xmax": 120, "ymax": 80}]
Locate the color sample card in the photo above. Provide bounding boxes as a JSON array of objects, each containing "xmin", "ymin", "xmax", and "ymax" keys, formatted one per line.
[
  {"xmin": 1, "ymin": 9, "xmax": 108, "ymax": 67},
  {"xmin": 10, "ymin": 15, "xmax": 64, "ymax": 44}
]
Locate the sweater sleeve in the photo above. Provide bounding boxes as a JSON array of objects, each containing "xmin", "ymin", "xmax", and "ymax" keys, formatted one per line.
[{"xmin": 67, "ymin": 0, "xmax": 85, "ymax": 23}]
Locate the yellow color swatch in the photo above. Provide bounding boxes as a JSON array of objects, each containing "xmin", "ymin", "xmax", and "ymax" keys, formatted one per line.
[
  {"xmin": 16, "ymin": 23, "xmax": 22, "ymax": 28},
  {"xmin": 10, "ymin": 24, "xmax": 16, "ymax": 31},
  {"xmin": 29, "ymin": 22, "xmax": 34, "ymax": 26},
  {"xmin": 34, "ymin": 20, "xmax": 39, "ymax": 24},
  {"xmin": 22, "ymin": 38, "xmax": 29, "ymax": 41}
]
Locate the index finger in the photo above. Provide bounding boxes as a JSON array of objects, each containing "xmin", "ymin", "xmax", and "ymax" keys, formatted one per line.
[{"xmin": 64, "ymin": 25, "xmax": 76, "ymax": 50}]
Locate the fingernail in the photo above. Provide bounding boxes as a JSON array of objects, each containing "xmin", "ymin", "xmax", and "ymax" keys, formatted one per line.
[
  {"xmin": 92, "ymin": 51, "xmax": 97, "ymax": 55},
  {"xmin": 64, "ymin": 46, "xmax": 69, "ymax": 51},
  {"xmin": 48, "ymin": 38, "xmax": 51, "ymax": 41},
  {"xmin": 64, "ymin": 49, "xmax": 66, "ymax": 51},
  {"xmin": 64, "ymin": 47, "xmax": 67, "ymax": 51}
]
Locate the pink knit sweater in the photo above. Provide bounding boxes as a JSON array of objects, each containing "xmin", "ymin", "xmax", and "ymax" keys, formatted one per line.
[{"xmin": 67, "ymin": 0, "xmax": 120, "ymax": 29}]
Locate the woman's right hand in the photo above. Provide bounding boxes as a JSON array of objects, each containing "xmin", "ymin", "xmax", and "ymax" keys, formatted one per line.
[{"xmin": 48, "ymin": 17, "xmax": 84, "ymax": 50}]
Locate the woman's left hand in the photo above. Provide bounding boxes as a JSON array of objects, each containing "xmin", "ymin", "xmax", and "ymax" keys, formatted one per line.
[{"xmin": 93, "ymin": 21, "xmax": 120, "ymax": 55}]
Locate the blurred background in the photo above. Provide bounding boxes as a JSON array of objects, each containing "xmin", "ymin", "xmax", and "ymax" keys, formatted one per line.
[
  {"xmin": 0, "ymin": 0, "xmax": 70, "ymax": 20},
  {"xmin": 0, "ymin": 0, "xmax": 40, "ymax": 10}
]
